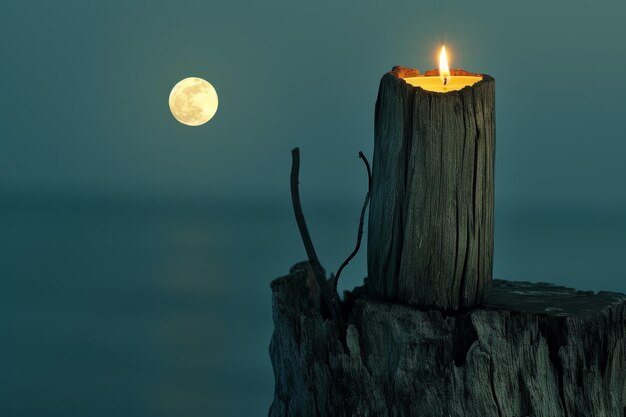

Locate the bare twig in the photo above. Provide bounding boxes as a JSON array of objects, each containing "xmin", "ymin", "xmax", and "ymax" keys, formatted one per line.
[
  {"xmin": 334, "ymin": 151, "xmax": 372, "ymax": 294},
  {"xmin": 290, "ymin": 148, "xmax": 342, "ymax": 322}
]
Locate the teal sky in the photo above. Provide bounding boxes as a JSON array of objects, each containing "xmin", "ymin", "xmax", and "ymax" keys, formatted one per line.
[
  {"xmin": 1, "ymin": 0, "xmax": 625, "ymax": 210},
  {"xmin": 2, "ymin": 3, "xmax": 626, "ymax": 415}
]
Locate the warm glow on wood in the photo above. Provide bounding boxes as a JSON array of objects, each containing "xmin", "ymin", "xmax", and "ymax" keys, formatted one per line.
[{"xmin": 400, "ymin": 46, "xmax": 482, "ymax": 93}]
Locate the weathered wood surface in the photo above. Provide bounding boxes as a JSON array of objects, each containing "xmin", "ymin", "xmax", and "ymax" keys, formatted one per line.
[
  {"xmin": 269, "ymin": 263, "xmax": 626, "ymax": 417},
  {"xmin": 367, "ymin": 67, "xmax": 496, "ymax": 310}
]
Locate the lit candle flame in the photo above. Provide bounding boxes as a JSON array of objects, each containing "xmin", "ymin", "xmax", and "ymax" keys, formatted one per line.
[{"xmin": 439, "ymin": 45, "xmax": 450, "ymax": 86}]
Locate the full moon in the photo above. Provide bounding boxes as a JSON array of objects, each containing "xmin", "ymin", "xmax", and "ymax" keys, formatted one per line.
[{"xmin": 168, "ymin": 77, "xmax": 218, "ymax": 126}]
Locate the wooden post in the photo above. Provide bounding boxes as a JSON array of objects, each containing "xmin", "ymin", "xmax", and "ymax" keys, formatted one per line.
[
  {"xmin": 269, "ymin": 266, "xmax": 626, "ymax": 417},
  {"xmin": 367, "ymin": 67, "xmax": 496, "ymax": 310}
]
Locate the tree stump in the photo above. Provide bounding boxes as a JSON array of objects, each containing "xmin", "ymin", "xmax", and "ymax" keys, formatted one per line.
[
  {"xmin": 367, "ymin": 67, "xmax": 496, "ymax": 310},
  {"xmin": 269, "ymin": 263, "xmax": 626, "ymax": 417}
]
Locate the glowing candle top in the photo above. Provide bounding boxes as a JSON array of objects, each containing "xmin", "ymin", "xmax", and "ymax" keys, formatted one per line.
[{"xmin": 402, "ymin": 46, "xmax": 482, "ymax": 93}]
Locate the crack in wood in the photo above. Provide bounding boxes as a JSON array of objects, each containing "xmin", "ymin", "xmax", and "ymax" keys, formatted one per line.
[{"xmin": 489, "ymin": 356, "xmax": 504, "ymax": 417}]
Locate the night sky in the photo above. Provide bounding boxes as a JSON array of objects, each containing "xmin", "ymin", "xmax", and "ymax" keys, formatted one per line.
[{"xmin": 2, "ymin": 0, "xmax": 625, "ymax": 209}]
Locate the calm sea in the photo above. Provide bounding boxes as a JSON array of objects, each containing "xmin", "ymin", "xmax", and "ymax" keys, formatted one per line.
[{"xmin": 1, "ymin": 196, "xmax": 624, "ymax": 416}]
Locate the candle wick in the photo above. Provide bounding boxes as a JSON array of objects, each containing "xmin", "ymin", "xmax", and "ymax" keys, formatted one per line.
[{"xmin": 443, "ymin": 77, "xmax": 448, "ymax": 86}]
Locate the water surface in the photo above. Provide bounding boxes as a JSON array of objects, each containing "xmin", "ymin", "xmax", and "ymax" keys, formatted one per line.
[{"xmin": 1, "ymin": 197, "xmax": 624, "ymax": 416}]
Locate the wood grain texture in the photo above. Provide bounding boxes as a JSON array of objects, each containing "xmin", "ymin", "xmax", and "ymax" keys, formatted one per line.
[
  {"xmin": 367, "ymin": 69, "xmax": 495, "ymax": 309},
  {"xmin": 269, "ymin": 264, "xmax": 626, "ymax": 417}
]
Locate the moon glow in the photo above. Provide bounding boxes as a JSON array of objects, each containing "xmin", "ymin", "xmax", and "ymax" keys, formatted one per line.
[{"xmin": 169, "ymin": 77, "xmax": 218, "ymax": 126}]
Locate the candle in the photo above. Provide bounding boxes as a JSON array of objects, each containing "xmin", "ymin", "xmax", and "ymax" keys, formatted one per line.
[
  {"xmin": 403, "ymin": 46, "xmax": 483, "ymax": 92},
  {"xmin": 367, "ymin": 46, "xmax": 495, "ymax": 310}
]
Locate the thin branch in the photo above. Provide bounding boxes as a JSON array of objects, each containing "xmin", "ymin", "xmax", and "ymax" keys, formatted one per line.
[
  {"xmin": 334, "ymin": 151, "xmax": 372, "ymax": 293},
  {"xmin": 290, "ymin": 147, "xmax": 342, "ymax": 322},
  {"xmin": 360, "ymin": 151, "xmax": 372, "ymax": 187},
  {"xmin": 290, "ymin": 148, "xmax": 324, "ymax": 272}
]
